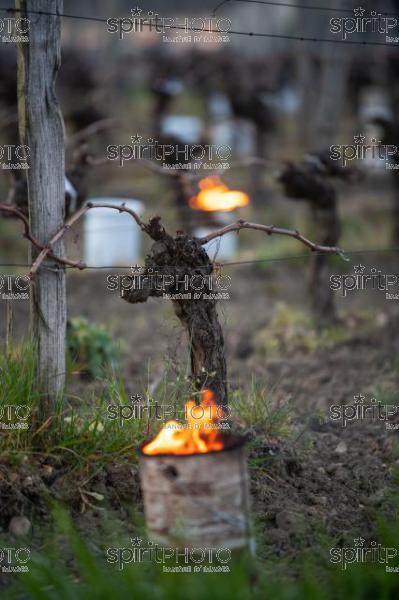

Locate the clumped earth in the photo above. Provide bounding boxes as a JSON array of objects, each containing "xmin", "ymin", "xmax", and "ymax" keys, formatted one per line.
[
  {"xmin": 0, "ymin": 386, "xmax": 396, "ymax": 583},
  {"xmin": 1, "ymin": 338, "xmax": 398, "ymax": 572},
  {"xmin": 0, "ymin": 257, "xmax": 398, "ymax": 583},
  {"xmin": 250, "ymin": 418, "xmax": 396, "ymax": 560}
]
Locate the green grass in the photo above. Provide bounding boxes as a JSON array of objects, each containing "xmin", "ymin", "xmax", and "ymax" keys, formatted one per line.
[
  {"xmin": 67, "ymin": 316, "xmax": 126, "ymax": 380},
  {"xmin": 253, "ymin": 301, "xmax": 376, "ymax": 356},
  {"xmin": 229, "ymin": 379, "xmax": 292, "ymax": 439},
  {"xmin": 0, "ymin": 343, "xmax": 291, "ymax": 468},
  {"xmin": 1, "ymin": 342, "xmax": 399, "ymax": 599},
  {"xmin": 0, "ymin": 342, "xmax": 146, "ymax": 468},
  {"xmin": 5, "ymin": 502, "xmax": 399, "ymax": 600}
]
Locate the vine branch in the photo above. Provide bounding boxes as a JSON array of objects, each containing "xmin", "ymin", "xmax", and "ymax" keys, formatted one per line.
[
  {"xmin": 0, "ymin": 202, "xmax": 345, "ymax": 280},
  {"xmin": 197, "ymin": 219, "xmax": 344, "ymax": 256}
]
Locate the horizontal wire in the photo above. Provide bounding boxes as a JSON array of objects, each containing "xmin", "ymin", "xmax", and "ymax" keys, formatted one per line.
[
  {"xmin": 215, "ymin": 0, "xmax": 399, "ymax": 19},
  {"xmin": 0, "ymin": 246, "xmax": 399, "ymax": 272},
  {"xmin": 0, "ymin": 6, "xmax": 397, "ymax": 47},
  {"xmin": 226, "ymin": 0, "xmax": 353, "ymax": 12},
  {"xmin": 0, "ymin": 6, "xmax": 107, "ymax": 23},
  {"xmin": 0, "ymin": 8, "xmax": 396, "ymax": 269},
  {"xmin": 222, "ymin": 246, "xmax": 399, "ymax": 266}
]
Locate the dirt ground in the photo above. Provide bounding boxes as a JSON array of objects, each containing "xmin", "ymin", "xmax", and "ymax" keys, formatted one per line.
[{"xmin": 1, "ymin": 248, "xmax": 398, "ymax": 573}]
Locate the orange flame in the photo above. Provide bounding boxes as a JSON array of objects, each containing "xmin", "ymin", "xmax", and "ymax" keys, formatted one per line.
[
  {"xmin": 189, "ymin": 176, "xmax": 250, "ymax": 212},
  {"xmin": 142, "ymin": 389, "xmax": 226, "ymax": 456}
]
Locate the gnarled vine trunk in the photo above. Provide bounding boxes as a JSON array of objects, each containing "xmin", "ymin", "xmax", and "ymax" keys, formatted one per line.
[{"xmin": 121, "ymin": 218, "xmax": 228, "ymax": 405}]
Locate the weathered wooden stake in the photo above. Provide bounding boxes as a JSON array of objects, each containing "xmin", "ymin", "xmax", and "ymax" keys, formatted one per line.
[
  {"xmin": 5, "ymin": 299, "xmax": 14, "ymax": 356},
  {"xmin": 17, "ymin": 0, "xmax": 66, "ymax": 418}
]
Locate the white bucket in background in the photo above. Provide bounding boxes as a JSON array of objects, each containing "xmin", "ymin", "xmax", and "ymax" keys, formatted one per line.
[
  {"xmin": 233, "ymin": 120, "xmax": 256, "ymax": 158},
  {"xmin": 359, "ymin": 87, "xmax": 392, "ymax": 124},
  {"xmin": 194, "ymin": 226, "xmax": 237, "ymax": 261},
  {"xmin": 84, "ymin": 198, "xmax": 144, "ymax": 267},
  {"xmin": 194, "ymin": 211, "xmax": 239, "ymax": 261},
  {"xmin": 161, "ymin": 115, "xmax": 203, "ymax": 144},
  {"xmin": 209, "ymin": 118, "xmax": 255, "ymax": 157},
  {"xmin": 210, "ymin": 121, "xmax": 235, "ymax": 148},
  {"xmin": 208, "ymin": 92, "xmax": 232, "ymax": 121}
]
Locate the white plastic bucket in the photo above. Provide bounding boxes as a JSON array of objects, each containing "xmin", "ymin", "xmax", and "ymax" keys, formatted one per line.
[
  {"xmin": 161, "ymin": 115, "xmax": 203, "ymax": 144},
  {"xmin": 194, "ymin": 226, "xmax": 237, "ymax": 261},
  {"xmin": 84, "ymin": 198, "xmax": 144, "ymax": 267}
]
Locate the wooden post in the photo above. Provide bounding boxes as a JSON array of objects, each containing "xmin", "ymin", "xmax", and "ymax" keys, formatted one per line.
[
  {"xmin": 5, "ymin": 299, "xmax": 14, "ymax": 356},
  {"xmin": 312, "ymin": 48, "xmax": 349, "ymax": 150},
  {"xmin": 17, "ymin": 0, "xmax": 66, "ymax": 418},
  {"xmin": 311, "ymin": 0, "xmax": 349, "ymax": 151}
]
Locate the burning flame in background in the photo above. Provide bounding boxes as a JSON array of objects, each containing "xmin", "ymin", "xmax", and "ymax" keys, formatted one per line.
[
  {"xmin": 142, "ymin": 389, "xmax": 225, "ymax": 456},
  {"xmin": 189, "ymin": 176, "xmax": 250, "ymax": 212}
]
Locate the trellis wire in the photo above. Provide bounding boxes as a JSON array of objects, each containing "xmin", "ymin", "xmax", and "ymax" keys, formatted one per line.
[
  {"xmin": 0, "ymin": 5, "xmax": 397, "ymax": 269},
  {"xmin": 0, "ymin": 6, "xmax": 398, "ymax": 47},
  {"xmin": 0, "ymin": 246, "xmax": 399, "ymax": 272},
  {"xmin": 213, "ymin": 0, "xmax": 399, "ymax": 18}
]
